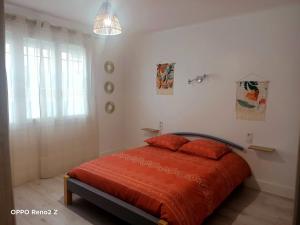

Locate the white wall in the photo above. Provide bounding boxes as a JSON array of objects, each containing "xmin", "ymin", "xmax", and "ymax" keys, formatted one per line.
[
  {"xmin": 93, "ymin": 36, "xmax": 128, "ymax": 156},
  {"xmin": 123, "ymin": 5, "xmax": 300, "ymax": 199}
]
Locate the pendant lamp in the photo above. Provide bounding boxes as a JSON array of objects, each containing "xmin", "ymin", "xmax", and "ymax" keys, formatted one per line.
[{"xmin": 93, "ymin": 0, "xmax": 122, "ymax": 35}]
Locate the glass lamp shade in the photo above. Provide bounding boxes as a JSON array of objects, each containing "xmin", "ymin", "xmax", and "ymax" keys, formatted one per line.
[{"xmin": 93, "ymin": 13, "xmax": 122, "ymax": 35}]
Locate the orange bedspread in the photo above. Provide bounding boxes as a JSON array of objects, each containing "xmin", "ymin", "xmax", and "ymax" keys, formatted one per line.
[{"xmin": 68, "ymin": 146, "xmax": 251, "ymax": 225}]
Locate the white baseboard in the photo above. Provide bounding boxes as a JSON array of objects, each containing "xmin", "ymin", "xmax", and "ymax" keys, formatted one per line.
[{"xmin": 245, "ymin": 177, "xmax": 295, "ymax": 199}]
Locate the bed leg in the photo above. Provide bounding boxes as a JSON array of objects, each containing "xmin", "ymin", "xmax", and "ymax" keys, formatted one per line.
[
  {"xmin": 158, "ymin": 220, "xmax": 168, "ymax": 225},
  {"xmin": 64, "ymin": 175, "xmax": 72, "ymax": 205}
]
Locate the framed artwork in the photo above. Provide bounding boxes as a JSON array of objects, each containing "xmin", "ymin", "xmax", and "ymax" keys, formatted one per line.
[
  {"xmin": 236, "ymin": 81, "xmax": 269, "ymax": 121},
  {"xmin": 156, "ymin": 63, "xmax": 175, "ymax": 95}
]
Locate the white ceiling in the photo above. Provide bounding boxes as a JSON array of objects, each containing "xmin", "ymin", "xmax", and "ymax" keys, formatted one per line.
[{"xmin": 4, "ymin": 0, "xmax": 300, "ymax": 34}]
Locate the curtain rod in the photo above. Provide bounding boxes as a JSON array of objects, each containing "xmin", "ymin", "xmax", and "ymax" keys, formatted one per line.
[{"xmin": 4, "ymin": 13, "xmax": 91, "ymax": 36}]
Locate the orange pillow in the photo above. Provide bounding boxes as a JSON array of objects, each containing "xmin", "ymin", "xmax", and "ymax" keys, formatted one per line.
[
  {"xmin": 145, "ymin": 134, "xmax": 189, "ymax": 151},
  {"xmin": 179, "ymin": 139, "xmax": 231, "ymax": 159}
]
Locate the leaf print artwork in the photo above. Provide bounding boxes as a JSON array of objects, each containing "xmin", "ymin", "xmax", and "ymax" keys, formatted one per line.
[
  {"xmin": 156, "ymin": 63, "xmax": 175, "ymax": 95},
  {"xmin": 236, "ymin": 81, "xmax": 269, "ymax": 121},
  {"xmin": 237, "ymin": 100, "xmax": 256, "ymax": 109}
]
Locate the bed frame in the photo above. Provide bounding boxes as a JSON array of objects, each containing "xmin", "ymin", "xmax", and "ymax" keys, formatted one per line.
[{"xmin": 64, "ymin": 132, "xmax": 244, "ymax": 225}]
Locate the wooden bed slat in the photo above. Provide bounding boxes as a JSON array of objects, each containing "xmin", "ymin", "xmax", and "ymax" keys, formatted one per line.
[
  {"xmin": 64, "ymin": 175, "xmax": 72, "ymax": 205},
  {"xmin": 158, "ymin": 220, "xmax": 169, "ymax": 225}
]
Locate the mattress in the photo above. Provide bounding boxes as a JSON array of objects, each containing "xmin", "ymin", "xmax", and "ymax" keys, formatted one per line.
[{"xmin": 68, "ymin": 145, "xmax": 251, "ymax": 225}]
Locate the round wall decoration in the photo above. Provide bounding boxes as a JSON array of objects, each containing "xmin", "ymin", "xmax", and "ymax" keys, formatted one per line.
[
  {"xmin": 104, "ymin": 61, "xmax": 115, "ymax": 74},
  {"xmin": 105, "ymin": 101, "xmax": 115, "ymax": 114},
  {"xmin": 104, "ymin": 81, "xmax": 115, "ymax": 94}
]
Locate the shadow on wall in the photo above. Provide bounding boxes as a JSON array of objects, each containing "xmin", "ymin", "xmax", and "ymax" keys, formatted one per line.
[{"xmin": 254, "ymin": 150, "xmax": 285, "ymax": 163}]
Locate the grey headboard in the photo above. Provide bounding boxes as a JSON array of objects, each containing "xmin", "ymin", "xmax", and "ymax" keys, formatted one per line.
[{"xmin": 171, "ymin": 132, "xmax": 244, "ymax": 150}]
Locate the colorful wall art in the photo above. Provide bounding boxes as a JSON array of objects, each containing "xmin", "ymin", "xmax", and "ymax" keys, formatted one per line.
[
  {"xmin": 156, "ymin": 63, "xmax": 175, "ymax": 95},
  {"xmin": 236, "ymin": 81, "xmax": 269, "ymax": 121}
]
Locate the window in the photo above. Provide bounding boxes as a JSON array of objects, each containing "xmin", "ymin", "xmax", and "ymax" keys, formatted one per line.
[
  {"xmin": 24, "ymin": 38, "xmax": 57, "ymax": 119},
  {"xmin": 5, "ymin": 38, "xmax": 89, "ymax": 123},
  {"xmin": 61, "ymin": 45, "xmax": 88, "ymax": 117}
]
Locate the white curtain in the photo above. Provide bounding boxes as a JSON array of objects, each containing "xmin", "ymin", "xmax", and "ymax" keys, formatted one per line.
[{"xmin": 5, "ymin": 16, "xmax": 99, "ymax": 184}]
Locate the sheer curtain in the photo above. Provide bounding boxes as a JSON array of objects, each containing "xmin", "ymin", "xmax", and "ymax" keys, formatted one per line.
[{"xmin": 5, "ymin": 16, "xmax": 99, "ymax": 183}]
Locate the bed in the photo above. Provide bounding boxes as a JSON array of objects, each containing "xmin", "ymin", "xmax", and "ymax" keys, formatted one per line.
[{"xmin": 64, "ymin": 132, "xmax": 251, "ymax": 225}]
